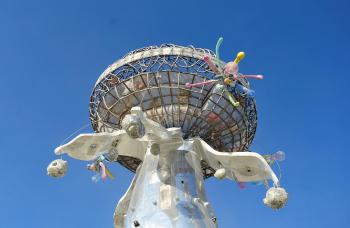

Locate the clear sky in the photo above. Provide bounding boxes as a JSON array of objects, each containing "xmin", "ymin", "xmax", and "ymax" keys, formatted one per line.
[{"xmin": 1, "ymin": 0, "xmax": 349, "ymax": 227}]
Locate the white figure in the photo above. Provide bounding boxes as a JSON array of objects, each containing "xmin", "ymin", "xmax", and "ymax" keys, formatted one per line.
[{"xmin": 53, "ymin": 107, "xmax": 287, "ymax": 227}]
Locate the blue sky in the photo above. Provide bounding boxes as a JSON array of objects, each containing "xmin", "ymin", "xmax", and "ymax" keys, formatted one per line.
[{"xmin": 0, "ymin": 0, "xmax": 349, "ymax": 227}]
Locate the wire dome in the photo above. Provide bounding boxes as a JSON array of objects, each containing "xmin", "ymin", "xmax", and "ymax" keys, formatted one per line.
[{"xmin": 89, "ymin": 44, "xmax": 257, "ymax": 178}]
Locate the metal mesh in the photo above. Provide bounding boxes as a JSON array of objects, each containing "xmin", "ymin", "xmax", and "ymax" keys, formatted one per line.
[{"xmin": 89, "ymin": 44, "xmax": 257, "ymax": 179}]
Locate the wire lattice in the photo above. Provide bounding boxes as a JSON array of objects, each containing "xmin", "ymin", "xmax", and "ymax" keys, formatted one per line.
[{"xmin": 89, "ymin": 44, "xmax": 257, "ymax": 178}]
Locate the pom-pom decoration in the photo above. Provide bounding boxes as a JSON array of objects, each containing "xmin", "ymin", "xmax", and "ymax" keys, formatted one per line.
[
  {"xmin": 214, "ymin": 168, "xmax": 226, "ymax": 180},
  {"xmin": 47, "ymin": 159, "xmax": 67, "ymax": 178},
  {"xmin": 263, "ymin": 150, "xmax": 286, "ymax": 165},
  {"xmin": 273, "ymin": 151, "xmax": 285, "ymax": 161},
  {"xmin": 263, "ymin": 187, "xmax": 288, "ymax": 209}
]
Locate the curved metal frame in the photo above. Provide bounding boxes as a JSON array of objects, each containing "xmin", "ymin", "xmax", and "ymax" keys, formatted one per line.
[{"xmin": 89, "ymin": 44, "xmax": 257, "ymax": 178}]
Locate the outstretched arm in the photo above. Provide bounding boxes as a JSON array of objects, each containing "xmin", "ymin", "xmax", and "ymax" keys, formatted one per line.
[
  {"xmin": 55, "ymin": 131, "xmax": 125, "ymax": 161},
  {"xmin": 194, "ymin": 138, "xmax": 280, "ymax": 186}
]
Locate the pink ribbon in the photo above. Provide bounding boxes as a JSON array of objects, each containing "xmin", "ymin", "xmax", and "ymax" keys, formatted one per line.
[
  {"xmin": 234, "ymin": 74, "xmax": 264, "ymax": 80},
  {"xmin": 237, "ymin": 182, "xmax": 247, "ymax": 189},
  {"xmin": 185, "ymin": 80, "xmax": 217, "ymax": 88},
  {"xmin": 99, "ymin": 162, "xmax": 107, "ymax": 181}
]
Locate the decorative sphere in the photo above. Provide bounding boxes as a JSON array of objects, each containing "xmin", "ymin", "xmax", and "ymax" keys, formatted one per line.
[
  {"xmin": 263, "ymin": 187, "xmax": 288, "ymax": 209},
  {"xmin": 214, "ymin": 168, "xmax": 226, "ymax": 180},
  {"xmin": 47, "ymin": 159, "xmax": 67, "ymax": 178}
]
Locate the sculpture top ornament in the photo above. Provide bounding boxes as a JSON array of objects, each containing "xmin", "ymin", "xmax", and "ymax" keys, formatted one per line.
[
  {"xmin": 48, "ymin": 40, "xmax": 288, "ymax": 228},
  {"xmin": 89, "ymin": 41, "xmax": 261, "ymax": 178}
]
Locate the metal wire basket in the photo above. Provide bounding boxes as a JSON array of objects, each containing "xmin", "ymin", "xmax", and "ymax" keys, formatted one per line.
[{"xmin": 89, "ymin": 44, "xmax": 257, "ymax": 178}]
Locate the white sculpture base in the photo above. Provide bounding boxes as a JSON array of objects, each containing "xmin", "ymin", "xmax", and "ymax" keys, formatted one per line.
[{"xmin": 114, "ymin": 145, "xmax": 216, "ymax": 228}]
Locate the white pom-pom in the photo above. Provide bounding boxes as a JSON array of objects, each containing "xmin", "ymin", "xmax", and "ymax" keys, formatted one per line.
[
  {"xmin": 214, "ymin": 168, "xmax": 226, "ymax": 180},
  {"xmin": 263, "ymin": 187, "xmax": 288, "ymax": 209},
  {"xmin": 47, "ymin": 159, "xmax": 67, "ymax": 178}
]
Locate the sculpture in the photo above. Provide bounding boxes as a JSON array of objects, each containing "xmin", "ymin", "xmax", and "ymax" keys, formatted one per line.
[{"xmin": 48, "ymin": 42, "xmax": 288, "ymax": 227}]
